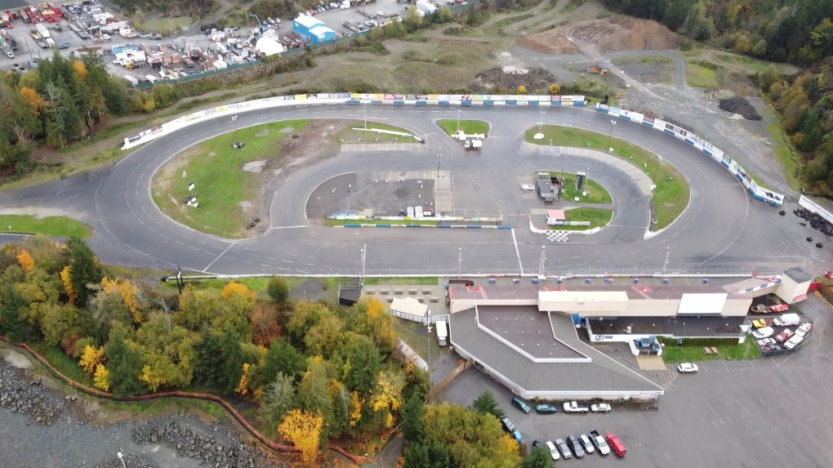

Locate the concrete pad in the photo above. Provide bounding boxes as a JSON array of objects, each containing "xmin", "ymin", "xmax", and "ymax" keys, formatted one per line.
[{"xmin": 636, "ymin": 355, "xmax": 667, "ymax": 371}]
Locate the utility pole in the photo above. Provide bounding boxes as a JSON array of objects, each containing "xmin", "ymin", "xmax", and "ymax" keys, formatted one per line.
[
  {"xmin": 606, "ymin": 119, "xmax": 617, "ymax": 153},
  {"xmin": 364, "ymin": 102, "xmax": 368, "ymax": 130},
  {"xmin": 360, "ymin": 243, "xmax": 366, "ymax": 281},
  {"xmin": 663, "ymin": 246, "xmax": 671, "ymax": 275},
  {"xmin": 436, "ymin": 153, "xmax": 442, "ymax": 178},
  {"xmin": 538, "ymin": 245, "xmax": 546, "ymax": 279},
  {"xmin": 456, "ymin": 108, "xmax": 461, "ymax": 133}
]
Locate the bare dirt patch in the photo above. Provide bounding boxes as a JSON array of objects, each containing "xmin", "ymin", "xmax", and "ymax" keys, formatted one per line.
[
  {"xmin": 469, "ymin": 67, "xmax": 557, "ymax": 93},
  {"xmin": 518, "ymin": 17, "xmax": 677, "ymax": 54},
  {"xmin": 242, "ymin": 160, "xmax": 267, "ymax": 173}
]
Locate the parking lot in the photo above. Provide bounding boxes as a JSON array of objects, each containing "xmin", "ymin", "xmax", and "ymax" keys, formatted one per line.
[{"xmin": 441, "ymin": 293, "xmax": 833, "ymax": 466}]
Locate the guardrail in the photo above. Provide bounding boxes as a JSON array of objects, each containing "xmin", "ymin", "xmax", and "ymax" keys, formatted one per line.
[
  {"xmin": 121, "ymin": 93, "xmax": 586, "ymax": 150},
  {"xmin": 595, "ymin": 103, "xmax": 785, "ymax": 207},
  {"xmin": 798, "ymin": 194, "xmax": 833, "ymax": 224}
]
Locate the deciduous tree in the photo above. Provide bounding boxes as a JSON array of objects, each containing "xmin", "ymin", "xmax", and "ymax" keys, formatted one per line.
[
  {"xmin": 16, "ymin": 249, "xmax": 34, "ymax": 273},
  {"xmin": 262, "ymin": 372, "xmax": 296, "ymax": 431},
  {"xmin": 94, "ymin": 363, "xmax": 110, "ymax": 391},
  {"xmin": 278, "ymin": 409, "xmax": 324, "ymax": 464},
  {"xmin": 79, "ymin": 344, "xmax": 105, "ymax": 376},
  {"xmin": 267, "ymin": 276, "xmax": 289, "ymax": 304}
]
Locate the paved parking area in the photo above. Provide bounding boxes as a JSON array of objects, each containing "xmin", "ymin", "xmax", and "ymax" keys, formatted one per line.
[{"xmin": 442, "ymin": 294, "xmax": 833, "ymax": 466}]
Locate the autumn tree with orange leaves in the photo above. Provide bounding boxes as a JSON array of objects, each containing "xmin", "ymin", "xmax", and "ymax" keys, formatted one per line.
[{"xmin": 278, "ymin": 409, "xmax": 324, "ymax": 465}]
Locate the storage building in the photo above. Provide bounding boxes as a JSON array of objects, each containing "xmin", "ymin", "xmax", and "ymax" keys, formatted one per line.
[{"xmin": 292, "ymin": 15, "xmax": 336, "ymax": 44}]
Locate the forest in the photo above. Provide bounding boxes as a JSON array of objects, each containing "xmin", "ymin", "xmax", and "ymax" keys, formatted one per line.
[{"xmin": 0, "ymin": 236, "xmax": 535, "ymax": 465}]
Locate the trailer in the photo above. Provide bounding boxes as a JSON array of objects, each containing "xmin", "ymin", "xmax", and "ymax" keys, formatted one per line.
[
  {"xmin": 435, "ymin": 320, "xmax": 448, "ymax": 347},
  {"xmin": 536, "ymin": 172, "xmax": 555, "ymax": 203}
]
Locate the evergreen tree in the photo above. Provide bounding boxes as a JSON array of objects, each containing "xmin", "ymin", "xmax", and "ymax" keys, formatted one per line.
[
  {"xmin": 220, "ymin": 327, "xmax": 244, "ymax": 394},
  {"xmin": 471, "ymin": 390, "xmax": 506, "ymax": 420},
  {"xmin": 194, "ymin": 327, "xmax": 224, "ymax": 388},
  {"xmin": 66, "ymin": 237, "xmax": 102, "ymax": 307},
  {"xmin": 404, "ymin": 442, "xmax": 452, "ymax": 468},
  {"xmin": 0, "ymin": 283, "xmax": 31, "ymax": 342},
  {"xmin": 343, "ymin": 335, "xmax": 382, "ymax": 394},
  {"xmin": 267, "ymin": 276, "xmax": 289, "ymax": 304},
  {"xmin": 521, "ymin": 445, "xmax": 552, "ymax": 468},
  {"xmin": 402, "ymin": 393, "xmax": 425, "ymax": 442},
  {"xmin": 105, "ymin": 323, "xmax": 146, "ymax": 396},
  {"xmin": 258, "ymin": 339, "xmax": 307, "ymax": 385}
]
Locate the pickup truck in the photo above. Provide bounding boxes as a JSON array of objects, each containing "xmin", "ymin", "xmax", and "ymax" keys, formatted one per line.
[
  {"xmin": 563, "ymin": 401, "xmax": 589, "ymax": 413},
  {"xmin": 590, "ymin": 430, "xmax": 610, "ymax": 455}
]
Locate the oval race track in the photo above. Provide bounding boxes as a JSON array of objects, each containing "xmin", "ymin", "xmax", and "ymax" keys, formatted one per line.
[{"xmin": 2, "ymin": 103, "xmax": 825, "ymax": 276}]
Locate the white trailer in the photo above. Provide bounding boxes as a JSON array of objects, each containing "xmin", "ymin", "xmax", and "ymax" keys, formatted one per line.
[{"xmin": 436, "ymin": 320, "xmax": 448, "ymax": 347}]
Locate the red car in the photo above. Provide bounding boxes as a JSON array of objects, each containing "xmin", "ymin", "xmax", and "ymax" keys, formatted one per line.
[
  {"xmin": 605, "ymin": 433, "xmax": 626, "ymax": 457},
  {"xmin": 774, "ymin": 328, "xmax": 794, "ymax": 343}
]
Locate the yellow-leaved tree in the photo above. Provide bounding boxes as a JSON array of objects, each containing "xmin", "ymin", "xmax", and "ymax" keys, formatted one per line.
[
  {"xmin": 17, "ymin": 249, "xmax": 35, "ymax": 273},
  {"xmin": 60, "ymin": 265, "xmax": 77, "ymax": 304},
  {"xmin": 222, "ymin": 282, "xmax": 257, "ymax": 302},
  {"xmin": 278, "ymin": 409, "xmax": 324, "ymax": 465},
  {"xmin": 236, "ymin": 363, "xmax": 251, "ymax": 395},
  {"xmin": 94, "ymin": 364, "xmax": 110, "ymax": 391},
  {"xmin": 349, "ymin": 391, "xmax": 363, "ymax": 427},
  {"xmin": 79, "ymin": 344, "xmax": 105, "ymax": 376},
  {"xmin": 139, "ymin": 365, "xmax": 165, "ymax": 392},
  {"xmin": 370, "ymin": 370, "xmax": 404, "ymax": 428},
  {"xmin": 101, "ymin": 278, "xmax": 142, "ymax": 324}
]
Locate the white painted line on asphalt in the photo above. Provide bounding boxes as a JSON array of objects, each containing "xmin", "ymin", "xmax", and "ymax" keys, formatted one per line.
[
  {"xmin": 511, "ymin": 228, "xmax": 524, "ymax": 275},
  {"xmin": 202, "ymin": 242, "xmax": 236, "ymax": 273},
  {"xmin": 271, "ymin": 225, "xmax": 308, "ymax": 229},
  {"xmin": 707, "ymin": 402, "xmax": 725, "ymax": 425}
]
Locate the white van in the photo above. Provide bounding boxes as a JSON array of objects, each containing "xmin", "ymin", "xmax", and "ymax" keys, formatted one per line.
[
  {"xmin": 773, "ymin": 313, "xmax": 800, "ymax": 327},
  {"xmin": 435, "ymin": 320, "xmax": 448, "ymax": 347}
]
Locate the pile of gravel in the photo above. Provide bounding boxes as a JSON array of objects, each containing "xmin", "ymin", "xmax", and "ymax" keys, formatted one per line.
[
  {"xmin": 0, "ymin": 364, "xmax": 66, "ymax": 425},
  {"xmin": 719, "ymin": 96, "xmax": 762, "ymax": 121},
  {"xmin": 132, "ymin": 420, "xmax": 272, "ymax": 467},
  {"xmin": 95, "ymin": 453, "xmax": 157, "ymax": 468}
]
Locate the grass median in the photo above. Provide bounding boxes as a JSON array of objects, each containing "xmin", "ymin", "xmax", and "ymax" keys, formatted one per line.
[
  {"xmin": 0, "ymin": 215, "xmax": 92, "ymax": 239},
  {"xmin": 550, "ymin": 207, "xmax": 613, "ymax": 231},
  {"xmin": 436, "ymin": 119, "xmax": 490, "ymax": 135},
  {"xmin": 550, "ymin": 171, "xmax": 612, "ymax": 203},
  {"xmin": 527, "ymin": 125, "xmax": 689, "ymax": 231}
]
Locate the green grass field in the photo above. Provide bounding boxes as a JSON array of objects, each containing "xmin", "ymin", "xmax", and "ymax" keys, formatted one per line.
[
  {"xmin": 436, "ymin": 119, "xmax": 490, "ymax": 136},
  {"xmin": 766, "ymin": 118, "xmax": 801, "ymax": 191},
  {"xmin": 660, "ymin": 338, "xmax": 761, "ymax": 364},
  {"xmin": 528, "ymin": 126, "xmax": 689, "ymax": 230},
  {"xmin": 550, "ymin": 172, "xmax": 612, "ymax": 203},
  {"xmin": 686, "ymin": 60, "xmax": 720, "ymax": 88},
  {"xmin": 0, "ymin": 215, "xmax": 92, "ymax": 239},
  {"xmin": 152, "ymin": 119, "xmax": 310, "ymax": 238},
  {"xmin": 551, "ymin": 207, "xmax": 613, "ymax": 231}
]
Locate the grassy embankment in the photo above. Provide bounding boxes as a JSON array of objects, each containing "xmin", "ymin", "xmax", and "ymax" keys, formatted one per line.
[
  {"xmin": 436, "ymin": 119, "xmax": 490, "ymax": 136},
  {"xmin": 527, "ymin": 126, "xmax": 689, "ymax": 230},
  {"xmin": 0, "ymin": 215, "xmax": 92, "ymax": 239}
]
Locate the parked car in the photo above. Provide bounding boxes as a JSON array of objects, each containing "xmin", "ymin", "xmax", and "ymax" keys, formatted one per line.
[
  {"xmin": 795, "ymin": 322, "xmax": 813, "ymax": 337},
  {"xmin": 567, "ymin": 435, "xmax": 585, "ymax": 458},
  {"xmin": 784, "ymin": 334, "xmax": 804, "ymax": 350},
  {"xmin": 590, "ymin": 430, "xmax": 610, "ymax": 455},
  {"xmin": 769, "ymin": 303, "xmax": 789, "ymax": 313},
  {"xmin": 511, "ymin": 430, "xmax": 523, "ymax": 443},
  {"xmin": 756, "ymin": 337, "xmax": 776, "ymax": 347},
  {"xmin": 752, "ymin": 326, "xmax": 775, "ymax": 339},
  {"xmin": 677, "ymin": 362, "xmax": 699, "ymax": 374},
  {"xmin": 535, "ymin": 403, "xmax": 557, "ymax": 414},
  {"xmin": 563, "ymin": 401, "xmax": 590, "ymax": 413},
  {"xmin": 545, "ymin": 440, "xmax": 561, "ymax": 460},
  {"xmin": 501, "ymin": 417, "xmax": 515, "ymax": 433},
  {"xmin": 591, "ymin": 402, "xmax": 612, "ymax": 413},
  {"xmin": 606, "ymin": 433, "xmax": 627, "ymax": 457},
  {"xmin": 512, "ymin": 396, "xmax": 531, "ymax": 414},
  {"xmin": 555, "ymin": 438, "xmax": 572, "ymax": 460},
  {"xmin": 773, "ymin": 313, "xmax": 800, "ymax": 327},
  {"xmin": 751, "ymin": 318, "xmax": 769, "ymax": 328},
  {"xmin": 774, "ymin": 328, "xmax": 794, "ymax": 343},
  {"xmin": 579, "ymin": 433, "xmax": 596, "ymax": 454}
]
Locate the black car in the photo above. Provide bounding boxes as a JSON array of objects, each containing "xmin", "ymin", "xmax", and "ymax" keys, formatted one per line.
[{"xmin": 567, "ymin": 435, "xmax": 585, "ymax": 458}]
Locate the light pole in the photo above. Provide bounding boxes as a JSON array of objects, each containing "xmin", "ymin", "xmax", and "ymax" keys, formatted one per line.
[
  {"xmin": 436, "ymin": 153, "xmax": 442, "ymax": 178},
  {"xmin": 360, "ymin": 244, "xmax": 366, "ymax": 281},
  {"xmin": 456, "ymin": 108, "xmax": 461, "ymax": 133},
  {"xmin": 117, "ymin": 452, "xmax": 127, "ymax": 468},
  {"xmin": 425, "ymin": 308, "xmax": 432, "ymax": 386},
  {"xmin": 606, "ymin": 119, "xmax": 617, "ymax": 153},
  {"xmin": 364, "ymin": 102, "xmax": 368, "ymax": 130},
  {"xmin": 457, "ymin": 247, "xmax": 463, "ymax": 277}
]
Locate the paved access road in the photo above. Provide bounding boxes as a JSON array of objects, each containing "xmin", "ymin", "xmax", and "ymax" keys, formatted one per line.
[
  {"xmin": 443, "ymin": 294, "xmax": 833, "ymax": 467},
  {"xmin": 0, "ymin": 104, "xmax": 826, "ymax": 276}
]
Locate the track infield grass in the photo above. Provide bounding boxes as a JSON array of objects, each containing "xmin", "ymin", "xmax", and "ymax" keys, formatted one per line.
[
  {"xmin": 527, "ymin": 125, "xmax": 689, "ymax": 230},
  {"xmin": 436, "ymin": 119, "xmax": 490, "ymax": 136},
  {"xmin": 0, "ymin": 215, "xmax": 92, "ymax": 239}
]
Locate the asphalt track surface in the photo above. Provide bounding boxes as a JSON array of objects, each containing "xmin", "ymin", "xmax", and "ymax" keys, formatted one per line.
[{"xmin": 1, "ymin": 104, "xmax": 827, "ymax": 276}]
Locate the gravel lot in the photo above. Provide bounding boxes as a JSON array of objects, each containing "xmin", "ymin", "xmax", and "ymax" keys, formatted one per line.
[{"xmin": 0, "ymin": 352, "xmax": 285, "ymax": 468}]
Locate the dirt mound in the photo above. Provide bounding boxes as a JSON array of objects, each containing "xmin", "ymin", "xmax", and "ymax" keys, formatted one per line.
[
  {"xmin": 718, "ymin": 96, "xmax": 762, "ymax": 121},
  {"xmin": 518, "ymin": 17, "xmax": 678, "ymax": 55},
  {"xmin": 468, "ymin": 67, "xmax": 557, "ymax": 93}
]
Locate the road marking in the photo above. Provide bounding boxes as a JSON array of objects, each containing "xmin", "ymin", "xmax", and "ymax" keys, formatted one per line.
[
  {"xmin": 511, "ymin": 228, "xmax": 524, "ymax": 275},
  {"xmin": 270, "ymin": 225, "xmax": 308, "ymax": 229},
  {"xmin": 202, "ymin": 242, "xmax": 236, "ymax": 273},
  {"xmin": 707, "ymin": 402, "xmax": 725, "ymax": 425}
]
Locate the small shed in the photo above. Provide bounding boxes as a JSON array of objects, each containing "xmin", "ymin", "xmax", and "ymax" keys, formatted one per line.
[
  {"xmin": 547, "ymin": 209, "xmax": 566, "ymax": 226},
  {"xmin": 338, "ymin": 282, "xmax": 362, "ymax": 306}
]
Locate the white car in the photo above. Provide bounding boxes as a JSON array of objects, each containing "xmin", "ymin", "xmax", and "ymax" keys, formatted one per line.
[
  {"xmin": 752, "ymin": 326, "xmax": 774, "ymax": 339},
  {"xmin": 756, "ymin": 337, "xmax": 776, "ymax": 347},
  {"xmin": 590, "ymin": 403, "xmax": 612, "ymax": 413},
  {"xmin": 562, "ymin": 401, "xmax": 589, "ymax": 413},
  {"xmin": 784, "ymin": 334, "xmax": 804, "ymax": 350},
  {"xmin": 579, "ymin": 434, "xmax": 595, "ymax": 454},
  {"xmin": 545, "ymin": 440, "xmax": 561, "ymax": 460},
  {"xmin": 677, "ymin": 362, "xmax": 699, "ymax": 374},
  {"xmin": 795, "ymin": 322, "xmax": 812, "ymax": 337}
]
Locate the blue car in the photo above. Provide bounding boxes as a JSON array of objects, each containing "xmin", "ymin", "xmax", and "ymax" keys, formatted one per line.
[
  {"xmin": 512, "ymin": 430, "xmax": 523, "ymax": 443},
  {"xmin": 535, "ymin": 403, "xmax": 558, "ymax": 414}
]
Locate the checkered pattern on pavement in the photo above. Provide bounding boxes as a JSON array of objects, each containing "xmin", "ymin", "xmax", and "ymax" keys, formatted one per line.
[{"xmin": 546, "ymin": 230, "xmax": 569, "ymax": 242}]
